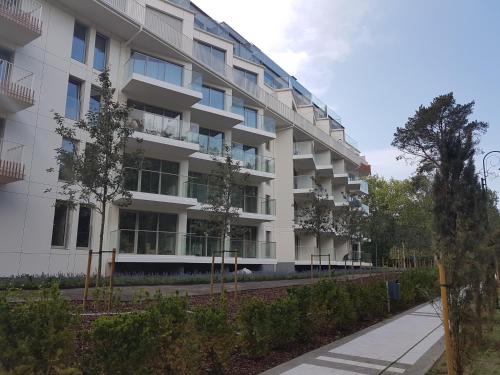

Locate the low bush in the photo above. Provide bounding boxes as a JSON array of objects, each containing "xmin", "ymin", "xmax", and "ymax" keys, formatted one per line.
[
  {"xmin": 267, "ymin": 297, "xmax": 301, "ymax": 349},
  {"xmin": 0, "ymin": 285, "xmax": 78, "ymax": 375},
  {"xmin": 238, "ymin": 298, "xmax": 272, "ymax": 358},
  {"xmin": 193, "ymin": 302, "xmax": 235, "ymax": 374}
]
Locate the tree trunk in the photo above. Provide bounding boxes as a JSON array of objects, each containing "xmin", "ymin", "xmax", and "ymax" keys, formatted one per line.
[
  {"xmin": 220, "ymin": 229, "xmax": 226, "ymax": 295},
  {"xmin": 96, "ymin": 200, "xmax": 106, "ymax": 286},
  {"xmin": 318, "ymin": 233, "xmax": 322, "ymax": 269}
]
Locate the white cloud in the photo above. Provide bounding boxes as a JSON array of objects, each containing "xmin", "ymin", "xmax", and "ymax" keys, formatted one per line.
[
  {"xmin": 191, "ymin": 0, "xmax": 373, "ymax": 92},
  {"xmin": 364, "ymin": 147, "xmax": 417, "ymax": 180}
]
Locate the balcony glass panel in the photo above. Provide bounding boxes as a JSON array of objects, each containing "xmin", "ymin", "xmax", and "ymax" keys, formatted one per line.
[{"xmin": 129, "ymin": 52, "xmax": 183, "ymax": 86}]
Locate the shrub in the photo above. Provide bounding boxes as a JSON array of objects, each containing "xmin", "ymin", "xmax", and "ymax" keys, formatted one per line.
[
  {"xmin": 347, "ymin": 282, "xmax": 387, "ymax": 321},
  {"xmin": 267, "ymin": 297, "xmax": 301, "ymax": 349},
  {"xmin": 193, "ymin": 303, "xmax": 235, "ymax": 374},
  {"xmin": 287, "ymin": 286, "xmax": 314, "ymax": 340},
  {"xmin": 238, "ymin": 298, "xmax": 271, "ymax": 358},
  {"xmin": 0, "ymin": 285, "xmax": 78, "ymax": 374},
  {"xmin": 399, "ymin": 268, "xmax": 438, "ymax": 307},
  {"xmin": 84, "ymin": 293, "xmax": 200, "ymax": 375}
]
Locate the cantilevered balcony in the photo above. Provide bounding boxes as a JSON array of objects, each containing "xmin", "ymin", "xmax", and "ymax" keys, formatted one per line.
[
  {"xmin": 293, "ymin": 175, "xmax": 314, "ymax": 199},
  {"xmin": 232, "ymin": 103, "xmax": 276, "ymax": 144},
  {"xmin": 122, "ymin": 52, "xmax": 202, "ymax": 111},
  {"xmin": 0, "ymin": 60, "xmax": 34, "ymax": 113},
  {"xmin": 293, "ymin": 141, "xmax": 316, "ymax": 170},
  {"xmin": 0, "ymin": 139, "xmax": 24, "ymax": 184},
  {"xmin": 190, "ymin": 91, "xmax": 244, "ymax": 130},
  {"xmin": 347, "ymin": 177, "xmax": 369, "ymax": 195},
  {"xmin": 0, "ymin": 0, "xmax": 42, "ymax": 46},
  {"xmin": 127, "ymin": 108, "xmax": 199, "ymax": 157},
  {"xmin": 116, "ymin": 168, "xmax": 197, "ymax": 211}
]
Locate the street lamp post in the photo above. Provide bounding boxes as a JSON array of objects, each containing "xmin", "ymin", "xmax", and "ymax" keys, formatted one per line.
[{"xmin": 481, "ymin": 150, "xmax": 500, "ymax": 193}]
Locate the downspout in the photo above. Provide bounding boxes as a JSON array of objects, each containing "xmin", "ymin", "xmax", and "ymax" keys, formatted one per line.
[{"xmin": 125, "ymin": 25, "xmax": 143, "ymax": 46}]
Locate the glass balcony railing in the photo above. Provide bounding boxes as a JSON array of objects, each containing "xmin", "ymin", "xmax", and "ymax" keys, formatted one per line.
[
  {"xmin": 166, "ymin": 0, "xmax": 190, "ymax": 9},
  {"xmin": 231, "ymin": 144, "xmax": 275, "ymax": 173},
  {"xmin": 0, "ymin": 0, "xmax": 43, "ymax": 33},
  {"xmin": 293, "ymin": 141, "xmax": 314, "ymax": 155},
  {"xmin": 125, "ymin": 52, "xmax": 200, "ymax": 90},
  {"xmin": 110, "ymin": 229, "xmax": 276, "ymax": 259},
  {"xmin": 295, "ymin": 247, "xmax": 336, "ymax": 261},
  {"xmin": 128, "ymin": 108, "xmax": 199, "ymax": 143},
  {"xmin": 0, "ymin": 58, "xmax": 34, "ymax": 104},
  {"xmin": 231, "ymin": 101, "xmax": 276, "ymax": 133},
  {"xmin": 123, "ymin": 167, "xmax": 189, "ymax": 197},
  {"xmin": 293, "ymin": 175, "xmax": 314, "ymax": 190},
  {"xmin": 185, "ymin": 181, "xmax": 276, "ymax": 215}
]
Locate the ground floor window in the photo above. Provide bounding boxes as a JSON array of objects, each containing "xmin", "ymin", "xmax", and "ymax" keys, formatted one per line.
[
  {"xmin": 51, "ymin": 200, "xmax": 70, "ymax": 248},
  {"xmin": 76, "ymin": 205, "xmax": 92, "ymax": 248},
  {"xmin": 118, "ymin": 210, "xmax": 177, "ymax": 255}
]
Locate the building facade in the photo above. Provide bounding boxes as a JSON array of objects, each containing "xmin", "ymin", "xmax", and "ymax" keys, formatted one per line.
[{"xmin": 0, "ymin": 0, "xmax": 370, "ymax": 276}]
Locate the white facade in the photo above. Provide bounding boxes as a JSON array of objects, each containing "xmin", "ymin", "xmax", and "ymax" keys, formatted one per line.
[{"xmin": 0, "ymin": 0, "xmax": 370, "ymax": 276}]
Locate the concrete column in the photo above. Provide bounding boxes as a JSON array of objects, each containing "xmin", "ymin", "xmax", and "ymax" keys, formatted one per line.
[
  {"xmin": 274, "ymin": 127, "xmax": 295, "ymax": 272},
  {"xmin": 176, "ymin": 212, "xmax": 187, "ymax": 255}
]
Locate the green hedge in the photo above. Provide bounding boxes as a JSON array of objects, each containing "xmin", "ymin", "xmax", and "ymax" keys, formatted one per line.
[{"xmin": 0, "ymin": 269, "xmax": 438, "ymax": 373}]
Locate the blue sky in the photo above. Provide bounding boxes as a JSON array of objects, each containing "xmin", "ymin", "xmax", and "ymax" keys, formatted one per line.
[{"xmin": 194, "ymin": 0, "xmax": 500, "ymax": 194}]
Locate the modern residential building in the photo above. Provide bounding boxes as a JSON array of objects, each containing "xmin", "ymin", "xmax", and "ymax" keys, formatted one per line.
[{"xmin": 0, "ymin": 0, "xmax": 370, "ymax": 276}]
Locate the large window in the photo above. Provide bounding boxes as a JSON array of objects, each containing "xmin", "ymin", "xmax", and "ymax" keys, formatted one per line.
[
  {"xmin": 65, "ymin": 77, "xmax": 82, "ymax": 120},
  {"xmin": 71, "ymin": 22, "xmax": 88, "ymax": 63},
  {"xmin": 198, "ymin": 127, "xmax": 224, "ymax": 155},
  {"xmin": 234, "ymin": 67, "xmax": 257, "ymax": 89},
  {"xmin": 232, "ymin": 143, "xmax": 257, "ymax": 169},
  {"xmin": 130, "ymin": 52, "xmax": 183, "ymax": 86},
  {"xmin": 243, "ymin": 107, "xmax": 257, "ymax": 128},
  {"xmin": 118, "ymin": 210, "xmax": 177, "ymax": 255},
  {"xmin": 124, "ymin": 157, "xmax": 180, "ymax": 196},
  {"xmin": 76, "ymin": 205, "xmax": 92, "ymax": 248},
  {"xmin": 93, "ymin": 33, "xmax": 108, "ymax": 71},
  {"xmin": 58, "ymin": 137, "xmax": 76, "ymax": 181},
  {"xmin": 128, "ymin": 100, "xmax": 182, "ymax": 137},
  {"xmin": 200, "ymin": 85, "xmax": 224, "ymax": 110},
  {"xmin": 51, "ymin": 200, "xmax": 70, "ymax": 248}
]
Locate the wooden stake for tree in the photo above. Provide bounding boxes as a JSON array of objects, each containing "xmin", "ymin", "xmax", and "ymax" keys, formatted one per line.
[
  {"xmin": 107, "ymin": 248, "xmax": 116, "ymax": 311},
  {"xmin": 83, "ymin": 249, "xmax": 93, "ymax": 310},
  {"xmin": 438, "ymin": 261, "xmax": 455, "ymax": 375},
  {"xmin": 234, "ymin": 253, "xmax": 238, "ymax": 303},
  {"xmin": 310, "ymin": 254, "xmax": 314, "ymax": 282},
  {"xmin": 210, "ymin": 251, "xmax": 215, "ymax": 297}
]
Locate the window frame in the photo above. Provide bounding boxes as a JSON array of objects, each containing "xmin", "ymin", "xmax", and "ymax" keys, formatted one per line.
[
  {"xmin": 58, "ymin": 136, "xmax": 77, "ymax": 182},
  {"xmin": 76, "ymin": 204, "xmax": 92, "ymax": 249},
  {"xmin": 65, "ymin": 77, "xmax": 82, "ymax": 121},
  {"xmin": 93, "ymin": 32, "xmax": 108, "ymax": 71},
  {"xmin": 51, "ymin": 200, "xmax": 70, "ymax": 249},
  {"xmin": 71, "ymin": 21, "xmax": 88, "ymax": 63}
]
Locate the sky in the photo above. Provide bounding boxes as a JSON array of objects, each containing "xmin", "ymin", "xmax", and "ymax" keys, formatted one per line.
[{"xmin": 193, "ymin": 0, "xmax": 500, "ymax": 194}]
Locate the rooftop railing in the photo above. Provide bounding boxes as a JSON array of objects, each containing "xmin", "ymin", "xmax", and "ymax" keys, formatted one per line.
[
  {"xmin": 0, "ymin": 59, "xmax": 34, "ymax": 104},
  {"xmin": 0, "ymin": 0, "xmax": 43, "ymax": 33},
  {"xmin": 128, "ymin": 108, "xmax": 199, "ymax": 143}
]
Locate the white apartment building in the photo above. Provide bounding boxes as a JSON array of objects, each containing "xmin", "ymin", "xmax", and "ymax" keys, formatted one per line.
[{"xmin": 0, "ymin": 0, "xmax": 370, "ymax": 276}]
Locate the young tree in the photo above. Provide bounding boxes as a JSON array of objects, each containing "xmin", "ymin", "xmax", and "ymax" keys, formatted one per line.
[
  {"xmin": 49, "ymin": 69, "xmax": 141, "ymax": 284},
  {"xmin": 295, "ymin": 179, "xmax": 334, "ymax": 265},
  {"xmin": 196, "ymin": 145, "xmax": 249, "ymax": 293},
  {"xmin": 392, "ymin": 92, "xmax": 489, "ymax": 374}
]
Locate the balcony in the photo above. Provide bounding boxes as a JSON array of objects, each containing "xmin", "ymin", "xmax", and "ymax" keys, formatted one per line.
[
  {"xmin": 122, "ymin": 53, "xmax": 202, "ymax": 111},
  {"xmin": 0, "ymin": 139, "xmax": 24, "ymax": 184},
  {"xmin": 347, "ymin": 177, "xmax": 369, "ymax": 195},
  {"xmin": 0, "ymin": 59, "xmax": 34, "ymax": 113},
  {"xmin": 0, "ymin": 0, "xmax": 42, "ymax": 46},
  {"xmin": 186, "ymin": 181, "xmax": 276, "ymax": 222},
  {"xmin": 111, "ymin": 230, "xmax": 276, "ymax": 262},
  {"xmin": 293, "ymin": 141, "xmax": 316, "ymax": 170},
  {"xmin": 293, "ymin": 175, "xmax": 314, "ymax": 199},
  {"xmin": 190, "ymin": 91, "xmax": 244, "ymax": 130},
  {"xmin": 127, "ymin": 108, "xmax": 199, "ymax": 157},
  {"xmin": 116, "ymin": 167, "xmax": 197, "ymax": 211},
  {"xmin": 232, "ymin": 105, "xmax": 276, "ymax": 144},
  {"xmin": 294, "ymin": 247, "xmax": 337, "ymax": 264}
]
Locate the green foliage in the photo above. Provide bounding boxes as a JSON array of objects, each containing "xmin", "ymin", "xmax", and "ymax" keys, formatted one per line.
[
  {"xmin": 267, "ymin": 298, "xmax": 301, "ymax": 349},
  {"xmin": 398, "ymin": 268, "xmax": 439, "ymax": 307},
  {"xmin": 347, "ymin": 282, "xmax": 387, "ymax": 321},
  {"xmin": 193, "ymin": 303, "xmax": 234, "ymax": 374},
  {"xmin": 0, "ymin": 285, "xmax": 78, "ymax": 375},
  {"xmin": 238, "ymin": 298, "xmax": 271, "ymax": 358},
  {"xmin": 84, "ymin": 294, "xmax": 199, "ymax": 375}
]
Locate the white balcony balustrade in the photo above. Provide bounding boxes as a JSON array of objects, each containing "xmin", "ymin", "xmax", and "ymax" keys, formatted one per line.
[
  {"xmin": 0, "ymin": 59, "xmax": 34, "ymax": 113},
  {"xmin": 0, "ymin": 0, "xmax": 42, "ymax": 46},
  {"xmin": 0, "ymin": 139, "xmax": 24, "ymax": 184}
]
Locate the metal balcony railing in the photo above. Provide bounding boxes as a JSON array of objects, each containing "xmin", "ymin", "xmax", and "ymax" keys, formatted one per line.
[
  {"xmin": 128, "ymin": 108, "xmax": 199, "ymax": 143},
  {"xmin": 0, "ymin": 0, "xmax": 42, "ymax": 33},
  {"xmin": 0, "ymin": 139, "xmax": 24, "ymax": 183},
  {"xmin": 0, "ymin": 59, "xmax": 34, "ymax": 105}
]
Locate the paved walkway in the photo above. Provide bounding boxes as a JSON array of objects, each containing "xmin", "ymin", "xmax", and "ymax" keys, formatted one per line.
[
  {"xmin": 261, "ymin": 302, "xmax": 444, "ymax": 375},
  {"xmin": 61, "ymin": 271, "xmax": 389, "ymax": 301}
]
